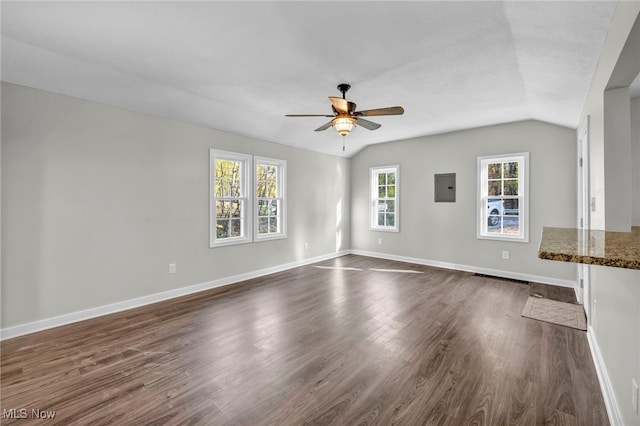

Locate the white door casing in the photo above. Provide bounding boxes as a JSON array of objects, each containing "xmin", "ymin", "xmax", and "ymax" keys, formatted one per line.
[{"xmin": 577, "ymin": 115, "xmax": 590, "ymax": 319}]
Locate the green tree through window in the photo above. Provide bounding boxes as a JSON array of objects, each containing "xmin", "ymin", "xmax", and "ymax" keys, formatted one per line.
[
  {"xmin": 370, "ymin": 165, "xmax": 399, "ymax": 231},
  {"xmin": 210, "ymin": 150, "xmax": 252, "ymax": 246},
  {"xmin": 215, "ymin": 159, "xmax": 244, "ymax": 238},
  {"xmin": 255, "ymin": 157, "xmax": 286, "ymax": 240},
  {"xmin": 210, "ymin": 150, "xmax": 286, "ymax": 247},
  {"xmin": 256, "ymin": 163, "xmax": 279, "ymax": 235}
]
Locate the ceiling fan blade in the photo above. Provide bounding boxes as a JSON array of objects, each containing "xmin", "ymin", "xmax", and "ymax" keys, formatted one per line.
[
  {"xmin": 329, "ymin": 97, "xmax": 349, "ymax": 114},
  {"xmin": 355, "ymin": 106, "xmax": 405, "ymax": 117},
  {"xmin": 315, "ymin": 121, "xmax": 334, "ymax": 132},
  {"xmin": 356, "ymin": 117, "xmax": 382, "ymax": 131},
  {"xmin": 285, "ymin": 114, "xmax": 334, "ymax": 117}
]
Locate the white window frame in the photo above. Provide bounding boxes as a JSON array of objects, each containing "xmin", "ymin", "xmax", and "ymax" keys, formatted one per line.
[
  {"xmin": 477, "ymin": 152, "xmax": 529, "ymax": 242},
  {"xmin": 210, "ymin": 149, "xmax": 253, "ymax": 247},
  {"xmin": 254, "ymin": 156, "xmax": 287, "ymax": 242},
  {"xmin": 370, "ymin": 165, "xmax": 399, "ymax": 232}
]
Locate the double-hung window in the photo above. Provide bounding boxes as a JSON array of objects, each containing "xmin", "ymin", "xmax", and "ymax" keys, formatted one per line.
[
  {"xmin": 370, "ymin": 165, "xmax": 399, "ymax": 231},
  {"xmin": 210, "ymin": 150, "xmax": 252, "ymax": 247},
  {"xmin": 255, "ymin": 156, "xmax": 286, "ymax": 241},
  {"xmin": 477, "ymin": 152, "xmax": 529, "ymax": 242},
  {"xmin": 210, "ymin": 150, "xmax": 287, "ymax": 247}
]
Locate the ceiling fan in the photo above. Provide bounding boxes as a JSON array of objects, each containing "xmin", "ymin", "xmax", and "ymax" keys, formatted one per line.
[{"xmin": 285, "ymin": 84, "xmax": 405, "ymax": 150}]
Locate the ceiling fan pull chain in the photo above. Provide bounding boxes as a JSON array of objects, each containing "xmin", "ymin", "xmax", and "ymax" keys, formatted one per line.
[{"xmin": 342, "ymin": 135, "xmax": 346, "ymax": 151}]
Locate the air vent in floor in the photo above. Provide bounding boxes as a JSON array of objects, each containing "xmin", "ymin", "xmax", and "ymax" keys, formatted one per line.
[{"xmin": 473, "ymin": 273, "xmax": 530, "ymax": 285}]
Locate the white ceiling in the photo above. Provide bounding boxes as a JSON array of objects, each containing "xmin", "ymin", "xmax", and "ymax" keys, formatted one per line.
[{"xmin": 1, "ymin": 1, "xmax": 618, "ymax": 157}]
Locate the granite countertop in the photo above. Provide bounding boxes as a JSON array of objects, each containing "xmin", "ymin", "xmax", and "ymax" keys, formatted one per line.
[{"xmin": 538, "ymin": 226, "xmax": 640, "ymax": 270}]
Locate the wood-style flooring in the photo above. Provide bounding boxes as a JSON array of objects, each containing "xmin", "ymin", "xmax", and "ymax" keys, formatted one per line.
[{"xmin": 1, "ymin": 255, "xmax": 607, "ymax": 425}]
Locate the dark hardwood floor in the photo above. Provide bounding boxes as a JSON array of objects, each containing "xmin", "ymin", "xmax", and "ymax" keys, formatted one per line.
[{"xmin": 1, "ymin": 255, "xmax": 607, "ymax": 425}]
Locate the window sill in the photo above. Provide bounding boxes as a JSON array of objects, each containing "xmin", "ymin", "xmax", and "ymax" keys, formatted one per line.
[
  {"xmin": 210, "ymin": 237, "xmax": 252, "ymax": 248},
  {"xmin": 370, "ymin": 227, "xmax": 399, "ymax": 233},
  {"xmin": 254, "ymin": 233, "xmax": 287, "ymax": 243},
  {"xmin": 477, "ymin": 234, "xmax": 529, "ymax": 243}
]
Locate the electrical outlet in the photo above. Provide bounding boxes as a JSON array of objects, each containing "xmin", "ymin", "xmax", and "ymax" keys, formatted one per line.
[
  {"xmin": 502, "ymin": 251, "xmax": 509, "ymax": 260},
  {"xmin": 378, "ymin": 238, "xmax": 383, "ymax": 245},
  {"xmin": 632, "ymin": 379, "xmax": 638, "ymax": 414},
  {"xmin": 168, "ymin": 263, "xmax": 176, "ymax": 274}
]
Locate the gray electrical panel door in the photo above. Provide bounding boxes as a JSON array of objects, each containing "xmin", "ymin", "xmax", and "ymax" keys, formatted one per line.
[{"xmin": 434, "ymin": 173, "xmax": 456, "ymax": 202}]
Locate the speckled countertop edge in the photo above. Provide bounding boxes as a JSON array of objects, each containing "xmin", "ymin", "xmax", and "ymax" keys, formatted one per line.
[{"xmin": 538, "ymin": 226, "xmax": 640, "ymax": 270}]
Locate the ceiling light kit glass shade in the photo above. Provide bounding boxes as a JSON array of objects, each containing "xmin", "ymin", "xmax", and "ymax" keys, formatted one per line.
[
  {"xmin": 332, "ymin": 116, "xmax": 355, "ymax": 136},
  {"xmin": 332, "ymin": 116, "xmax": 355, "ymax": 151}
]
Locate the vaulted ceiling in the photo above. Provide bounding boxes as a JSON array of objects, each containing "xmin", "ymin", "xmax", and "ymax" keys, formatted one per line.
[{"xmin": 1, "ymin": 1, "xmax": 618, "ymax": 157}]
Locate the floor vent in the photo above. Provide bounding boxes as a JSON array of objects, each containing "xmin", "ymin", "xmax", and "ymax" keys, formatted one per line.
[{"xmin": 473, "ymin": 273, "xmax": 530, "ymax": 285}]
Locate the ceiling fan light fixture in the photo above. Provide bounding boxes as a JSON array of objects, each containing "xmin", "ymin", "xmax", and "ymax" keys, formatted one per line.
[{"xmin": 332, "ymin": 116, "xmax": 356, "ymax": 136}]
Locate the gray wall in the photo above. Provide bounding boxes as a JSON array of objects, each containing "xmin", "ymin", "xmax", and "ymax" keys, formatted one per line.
[
  {"xmin": 578, "ymin": 3, "xmax": 640, "ymax": 425},
  {"xmin": 1, "ymin": 82, "xmax": 351, "ymax": 328},
  {"xmin": 590, "ymin": 265, "xmax": 640, "ymax": 426},
  {"xmin": 350, "ymin": 120, "xmax": 577, "ymax": 283},
  {"xmin": 604, "ymin": 87, "xmax": 632, "ymax": 232}
]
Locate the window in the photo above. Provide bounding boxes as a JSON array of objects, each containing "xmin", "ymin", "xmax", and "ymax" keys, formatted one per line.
[
  {"xmin": 255, "ymin": 156, "xmax": 286, "ymax": 241},
  {"xmin": 210, "ymin": 151, "xmax": 287, "ymax": 247},
  {"xmin": 370, "ymin": 165, "xmax": 399, "ymax": 231},
  {"xmin": 477, "ymin": 153, "xmax": 529, "ymax": 242},
  {"xmin": 210, "ymin": 150, "xmax": 252, "ymax": 247}
]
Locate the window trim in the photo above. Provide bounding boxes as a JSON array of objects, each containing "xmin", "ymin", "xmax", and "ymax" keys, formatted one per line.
[
  {"xmin": 210, "ymin": 149, "xmax": 253, "ymax": 248},
  {"xmin": 370, "ymin": 165, "xmax": 400, "ymax": 232},
  {"xmin": 477, "ymin": 152, "xmax": 529, "ymax": 242},
  {"xmin": 254, "ymin": 156, "xmax": 287, "ymax": 242}
]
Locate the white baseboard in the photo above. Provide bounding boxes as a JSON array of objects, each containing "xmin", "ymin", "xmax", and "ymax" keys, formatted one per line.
[
  {"xmin": 0, "ymin": 250, "xmax": 350, "ymax": 341},
  {"xmin": 574, "ymin": 286, "xmax": 583, "ymax": 305},
  {"xmin": 586, "ymin": 325, "xmax": 622, "ymax": 426},
  {"xmin": 350, "ymin": 250, "xmax": 577, "ymax": 288}
]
